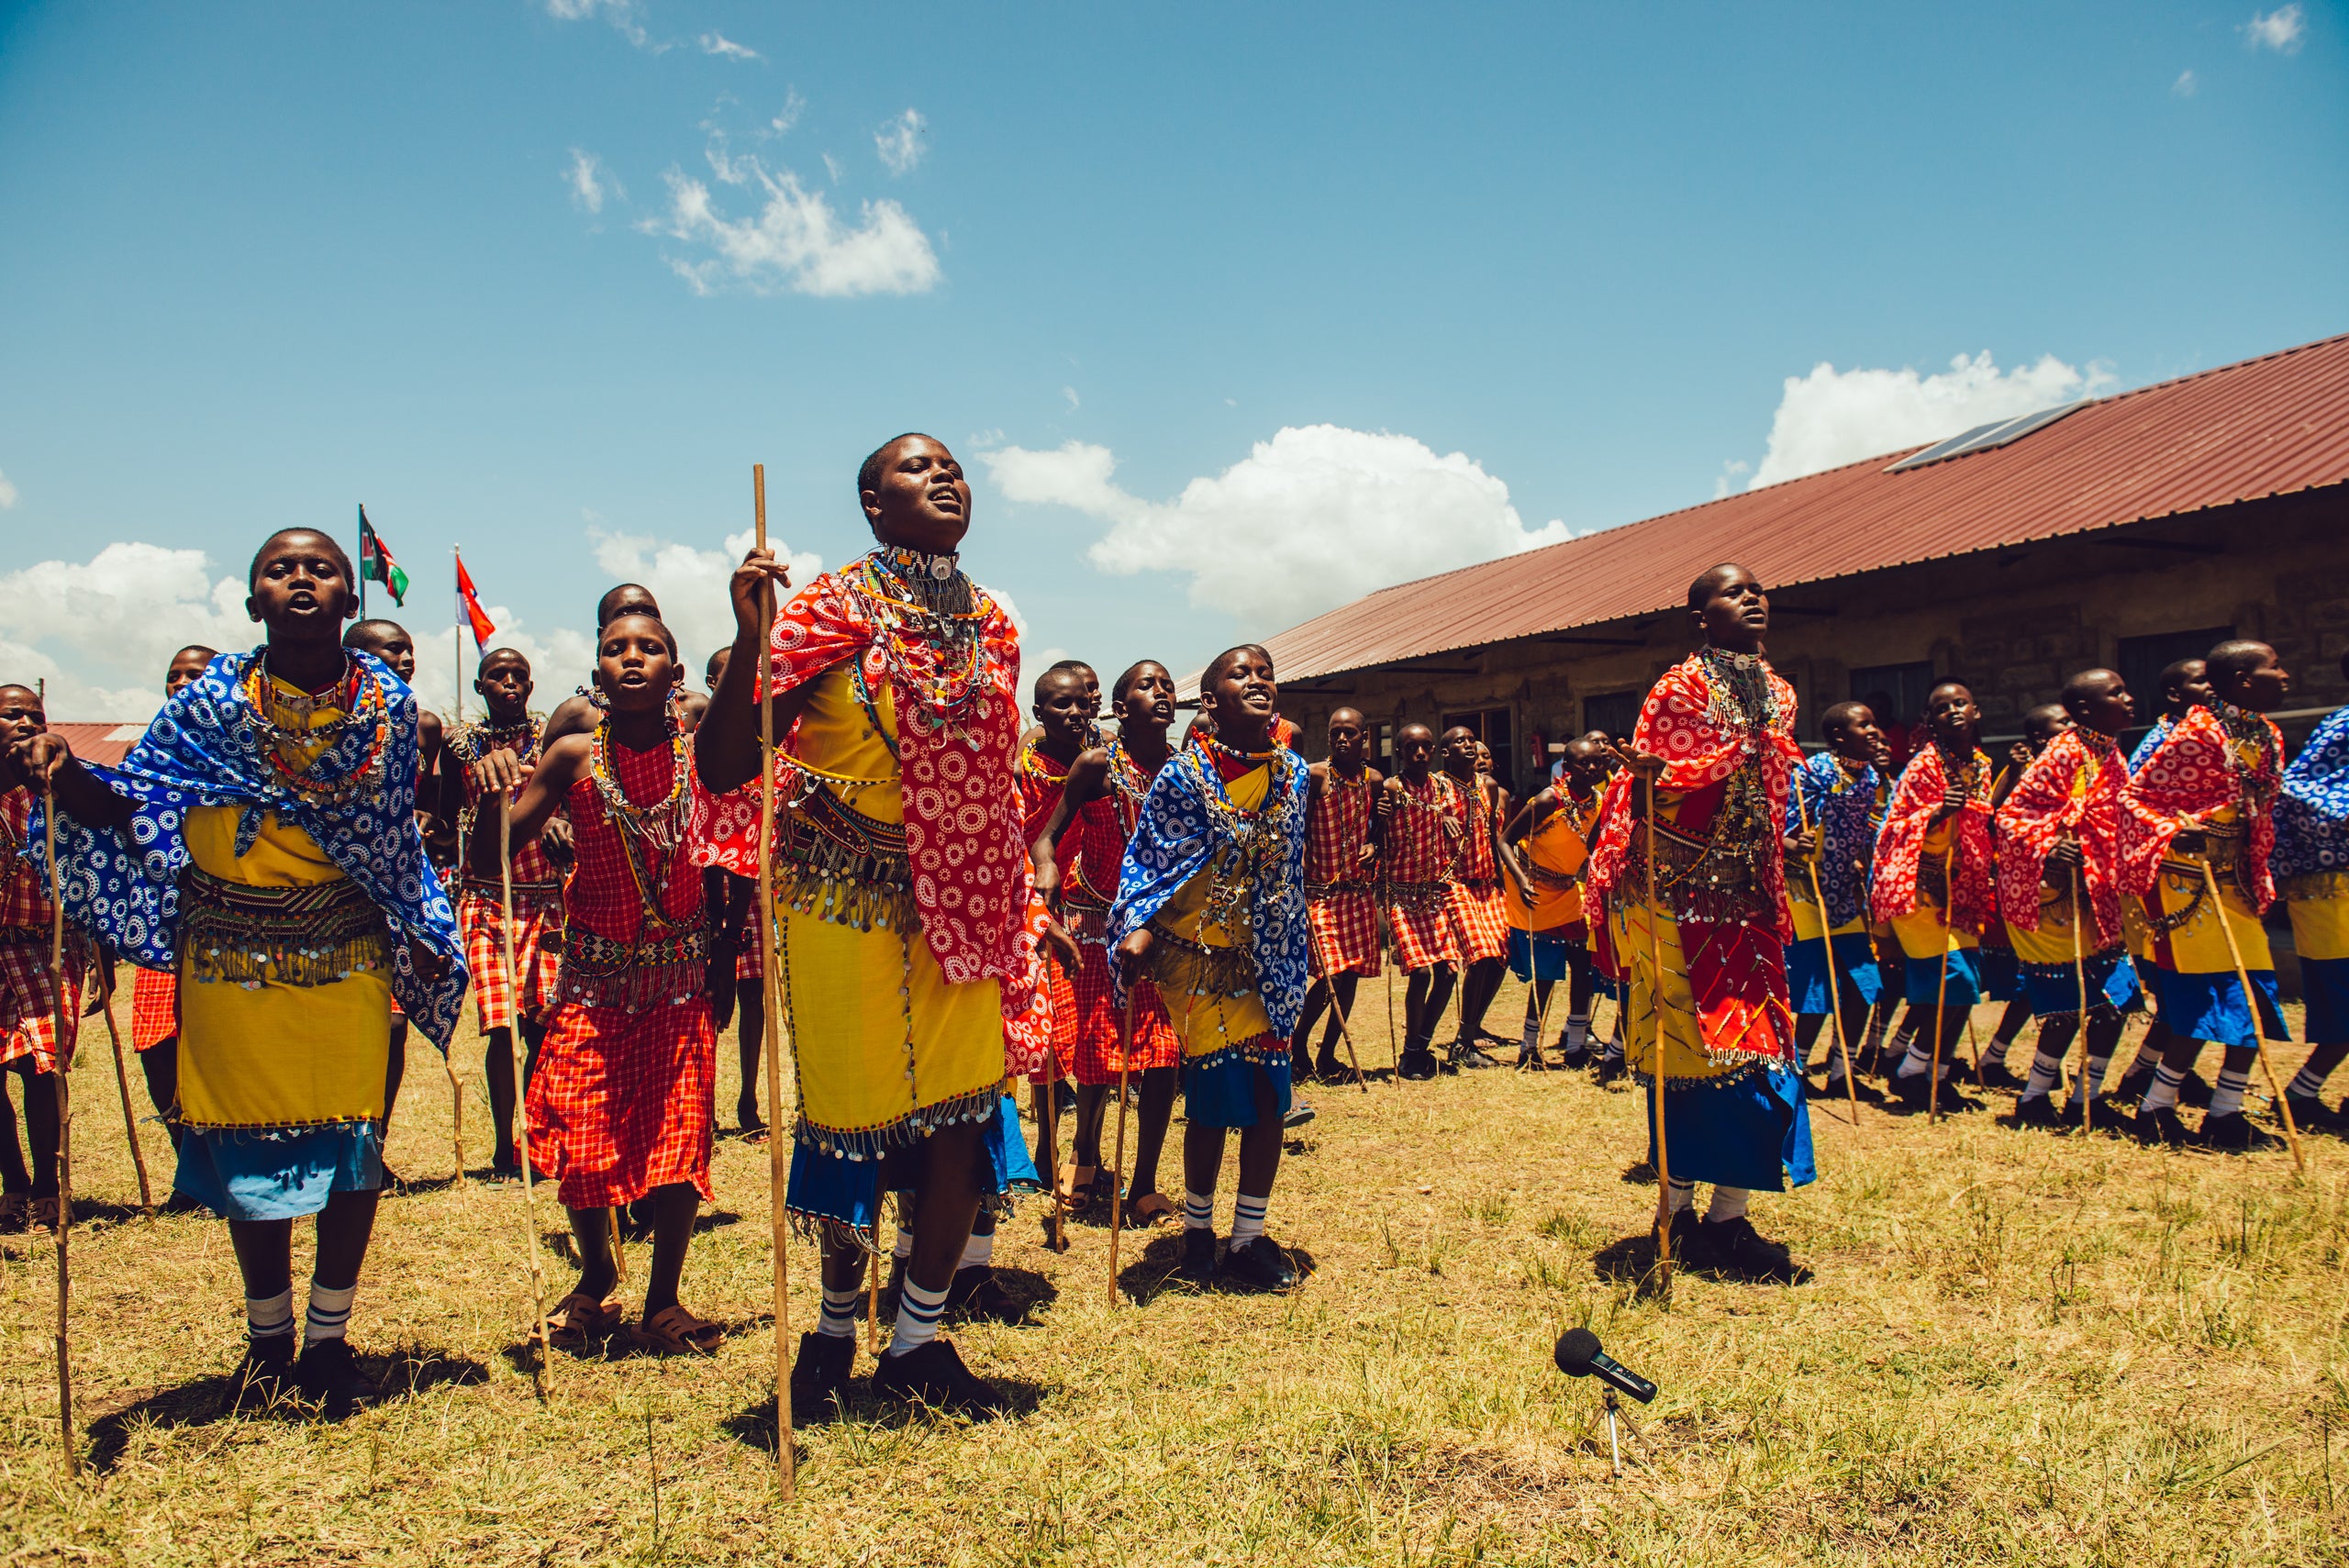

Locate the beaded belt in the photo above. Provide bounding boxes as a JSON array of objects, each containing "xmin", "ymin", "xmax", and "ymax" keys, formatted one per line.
[
  {"xmin": 1145, "ymin": 919, "xmax": 1258, "ymax": 999},
  {"xmin": 1384, "ymin": 879, "xmax": 1453, "ymax": 909},
  {"xmin": 179, "ymin": 867, "xmax": 391, "ymax": 989},
  {"xmin": 1623, "ymin": 815, "xmax": 1764, "ymax": 922},
  {"xmin": 776, "ymin": 784, "xmax": 915, "ymax": 933},
  {"xmin": 459, "ymin": 874, "xmax": 563, "ymax": 897},
  {"xmin": 555, "ymin": 922, "xmax": 710, "ymax": 1012},
  {"xmin": 1305, "ymin": 878, "xmax": 1373, "ymax": 899}
]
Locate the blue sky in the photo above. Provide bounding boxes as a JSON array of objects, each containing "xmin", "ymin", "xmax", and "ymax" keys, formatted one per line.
[{"xmin": 1, "ymin": 1, "xmax": 2342, "ymax": 717}]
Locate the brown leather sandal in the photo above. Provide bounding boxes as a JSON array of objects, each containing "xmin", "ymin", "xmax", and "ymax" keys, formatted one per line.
[
  {"xmin": 1054, "ymin": 1163, "xmax": 1096, "ymax": 1204},
  {"xmin": 1125, "ymin": 1192, "xmax": 1176, "ymax": 1228},
  {"xmin": 630, "ymin": 1303, "xmax": 725, "ymax": 1356},
  {"xmin": 541, "ymin": 1292, "xmax": 623, "ymax": 1351}
]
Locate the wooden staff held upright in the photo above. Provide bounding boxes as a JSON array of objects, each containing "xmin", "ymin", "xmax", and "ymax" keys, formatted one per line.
[
  {"xmin": 500, "ymin": 800, "xmax": 553, "ymax": 1401},
  {"xmin": 2199, "ymin": 855, "xmax": 2305, "ymax": 1176},
  {"xmin": 41, "ymin": 786, "xmax": 77, "ymax": 1476},
  {"xmin": 1107, "ymin": 990, "xmax": 1136, "ymax": 1306},
  {"xmin": 92, "ymin": 961, "xmax": 153, "ymax": 1213},
  {"xmin": 1642, "ymin": 767, "xmax": 1674, "ymax": 1291},
  {"xmin": 2070, "ymin": 868, "xmax": 2093, "ymax": 1136},
  {"xmin": 753, "ymin": 463, "xmax": 796, "ymax": 1496},
  {"xmin": 1794, "ymin": 779, "xmax": 1862, "ymax": 1127}
]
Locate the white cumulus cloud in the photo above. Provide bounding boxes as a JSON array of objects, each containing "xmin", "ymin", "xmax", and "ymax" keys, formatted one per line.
[
  {"xmin": 647, "ymin": 154, "xmax": 941, "ymax": 297},
  {"xmin": 700, "ymin": 30, "xmax": 760, "ymax": 61},
  {"xmin": 2244, "ymin": 5, "xmax": 2305, "ymax": 51},
  {"xmin": 584, "ymin": 528, "xmax": 823, "ymax": 676},
  {"xmin": 544, "ymin": 0, "xmax": 651, "ymax": 49},
  {"xmin": 875, "ymin": 108, "xmax": 928, "ymax": 175},
  {"xmin": 564, "ymin": 148, "xmax": 618, "ymax": 214},
  {"xmin": 983, "ymin": 426, "xmax": 1572, "ymax": 630},
  {"xmin": 0, "ymin": 468, "xmax": 17, "ymax": 508},
  {"xmin": 2173, "ymin": 69, "xmax": 2199, "ymax": 97},
  {"xmin": 0, "ymin": 542, "xmax": 254, "ymax": 719},
  {"xmin": 1743, "ymin": 350, "xmax": 2115, "ymax": 489}
]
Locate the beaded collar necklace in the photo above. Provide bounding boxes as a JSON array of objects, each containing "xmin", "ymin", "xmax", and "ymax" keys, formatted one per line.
[
  {"xmin": 843, "ymin": 548, "xmax": 997, "ymax": 751},
  {"xmin": 237, "ymin": 651, "xmax": 391, "ymax": 806},
  {"xmin": 1698, "ymin": 644, "xmax": 1782, "ymax": 735}
]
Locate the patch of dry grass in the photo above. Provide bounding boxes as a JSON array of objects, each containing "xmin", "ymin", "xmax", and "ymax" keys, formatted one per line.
[{"xmin": 5, "ymin": 977, "xmax": 2348, "ymax": 1565}]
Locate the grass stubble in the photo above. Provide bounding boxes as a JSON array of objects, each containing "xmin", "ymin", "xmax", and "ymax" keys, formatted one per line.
[{"xmin": 3, "ymin": 977, "xmax": 2346, "ymax": 1566}]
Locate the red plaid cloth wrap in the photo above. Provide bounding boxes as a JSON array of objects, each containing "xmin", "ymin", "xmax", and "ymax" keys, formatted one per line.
[
  {"xmin": 1380, "ymin": 773, "xmax": 1464, "ymax": 972},
  {"xmin": 1585, "ymin": 651, "xmax": 1801, "ymax": 1069},
  {"xmin": 451, "ymin": 718, "xmax": 564, "ymax": 888},
  {"xmin": 460, "ymin": 881, "xmax": 562, "ymax": 1031},
  {"xmin": 1994, "ymin": 728, "xmax": 2152, "ymax": 947},
  {"xmin": 0, "ymin": 788, "xmax": 83, "ymax": 1071},
  {"xmin": 1048, "ymin": 745, "xmax": 1178, "ymax": 1081},
  {"xmin": 1012, "ymin": 740, "xmax": 1081, "ymax": 1077},
  {"xmin": 527, "ymin": 736, "xmax": 718, "ymax": 1207},
  {"xmin": 1306, "ymin": 773, "xmax": 1380, "ymax": 976},
  {"xmin": 131, "ymin": 965, "xmax": 177, "ymax": 1051},
  {"xmin": 2121, "ymin": 704, "xmax": 2284, "ymax": 912},
  {"xmin": 732, "ymin": 885, "xmax": 765, "ymax": 981},
  {"xmin": 1447, "ymin": 776, "xmax": 1510, "ymax": 962},
  {"xmin": 1869, "ymin": 743, "xmax": 1995, "ymax": 933}
]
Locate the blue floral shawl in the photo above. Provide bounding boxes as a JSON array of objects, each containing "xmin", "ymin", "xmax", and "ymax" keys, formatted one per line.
[
  {"xmin": 2276, "ymin": 704, "xmax": 2349, "ymax": 879},
  {"xmin": 1783, "ymin": 750, "xmax": 1878, "ymax": 927},
  {"xmin": 2127, "ymin": 716, "xmax": 2176, "ymax": 776},
  {"xmin": 1107, "ymin": 743, "xmax": 1311, "ymax": 1037},
  {"xmin": 30, "ymin": 648, "xmax": 468, "ymax": 1046}
]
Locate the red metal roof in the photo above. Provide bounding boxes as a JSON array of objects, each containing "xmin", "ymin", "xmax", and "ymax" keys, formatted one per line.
[
  {"xmin": 1264, "ymin": 331, "xmax": 2349, "ymax": 683},
  {"xmin": 47, "ymin": 723, "xmax": 145, "ymax": 769}
]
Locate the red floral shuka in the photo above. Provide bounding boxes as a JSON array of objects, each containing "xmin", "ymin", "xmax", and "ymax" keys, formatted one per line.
[
  {"xmin": 1994, "ymin": 728, "xmax": 2153, "ymax": 948},
  {"xmin": 1870, "ymin": 742, "xmax": 1995, "ymax": 933},
  {"xmin": 2121, "ymin": 702, "xmax": 2286, "ymax": 913}
]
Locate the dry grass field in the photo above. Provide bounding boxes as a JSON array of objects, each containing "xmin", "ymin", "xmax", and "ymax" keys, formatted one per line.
[{"xmin": 5, "ymin": 974, "xmax": 2347, "ymax": 1566}]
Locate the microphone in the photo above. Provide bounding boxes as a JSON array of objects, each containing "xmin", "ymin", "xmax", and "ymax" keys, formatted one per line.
[{"xmin": 1553, "ymin": 1328, "xmax": 1657, "ymax": 1404}]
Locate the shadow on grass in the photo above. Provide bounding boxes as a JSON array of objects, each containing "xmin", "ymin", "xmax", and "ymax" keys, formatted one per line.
[
  {"xmin": 719, "ymin": 1371, "xmax": 1058, "ymax": 1449},
  {"xmin": 81, "ymin": 1345, "xmax": 488, "ymax": 1472},
  {"xmin": 1590, "ymin": 1234, "xmax": 1675, "ymax": 1301},
  {"xmin": 1112, "ymin": 1228, "xmax": 1191, "ymax": 1306},
  {"xmin": 1620, "ymin": 1162, "xmax": 1654, "ymax": 1184}
]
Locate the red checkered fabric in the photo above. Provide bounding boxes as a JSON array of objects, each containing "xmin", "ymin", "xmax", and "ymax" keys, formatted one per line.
[
  {"xmin": 1306, "ymin": 773, "xmax": 1378, "ymax": 886},
  {"xmin": 734, "ymin": 896, "xmax": 766, "ymax": 982},
  {"xmin": 0, "ymin": 787, "xmax": 55, "ymax": 929},
  {"xmin": 1308, "ymin": 890, "xmax": 1382, "ymax": 977},
  {"xmin": 1453, "ymin": 773, "xmax": 1499, "ymax": 884},
  {"xmin": 1068, "ymin": 942, "xmax": 1179, "ymax": 1084},
  {"xmin": 1029, "ymin": 949, "xmax": 1079, "ymax": 1084},
  {"xmin": 451, "ymin": 718, "xmax": 563, "ymax": 886},
  {"xmin": 1017, "ymin": 740, "xmax": 1071, "ymax": 840},
  {"xmin": 460, "ymin": 884, "xmax": 563, "ymax": 1031},
  {"xmin": 0, "ymin": 932, "xmax": 83, "ymax": 1073},
  {"xmin": 563, "ymin": 737, "xmax": 707, "ymax": 942},
  {"xmin": 130, "ymin": 965, "xmax": 177, "ymax": 1051},
  {"xmin": 1447, "ymin": 880, "xmax": 1511, "ymax": 963},
  {"xmin": 1380, "ymin": 773, "xmax": 1464, "ymax": 973},
  {"xmin": 526, "ymin": 995, "xmax": 715, "ymax": 1207}
]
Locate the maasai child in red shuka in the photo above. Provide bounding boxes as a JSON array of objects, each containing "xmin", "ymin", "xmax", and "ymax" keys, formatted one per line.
[
  {"xmin": 1440, "ymin": 725, "xmax": 1513, "ymax": 1067},
  {"xmin": 1032, "ymin": 659, "xmax": 1185, "ymax": 1224},
  {"xmin": 1292, "ymin": 706, "xmax": 1383, "ymax": 1083},
  {"xmin": 484, "ymin": 612, "xmax": 731, "ymax": 1358},
  {"xmin": 2119, "ymin": 640, "xmax": 2294, "ymax": 1152},
  {"xmin": 1586, "ymin": 565, "xmax": 1811, "ymax": 1283},
  {"xmin": 1015, "ymin": 668, "xmax": 1087, "ymax": 1157},
  {"xmin": 696, "ymin": 434, "xmax": 1035, "ymax": 1417},
  {"xmin": 1380, "ymin": 722, "xmax": 1465, "ymax": 1081},
  {"xmin": 0, "ymin": 684, "xmax": 83, "ymax": 1235},
  {"xmin": 1869, "ymin": 681, "xmax": 1995, "ymax": 1109},
  {"xmin": 1993, "ymin": 672, "xmax": 2158, "ymax": 1128},
  {"xmin": 446, "ymin": 648, "xmax": 566, "ymax": 1178}
]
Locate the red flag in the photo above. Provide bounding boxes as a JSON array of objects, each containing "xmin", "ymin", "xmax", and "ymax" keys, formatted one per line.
[{"xmin": 455, "ymin": 551, "xmax": 496, "ymax": 651}]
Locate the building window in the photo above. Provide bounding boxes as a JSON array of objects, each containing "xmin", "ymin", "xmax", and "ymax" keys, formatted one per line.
[
  {"xmin": 2117, "ymin": 628, "xmax": 2234, "ymax": 716},
  {"xmin": 1376, "ymin": 722, "xmax": 1395, "ymax": 771},
  {"xmin": 1439, "ymin": 706, "xmax": 1513, "ymax": 769},
  {"xmin": 1849, "ymin": 662, "xmax": 1938, "ymax": 733},
  {"xmin": 1583, "ymin": 692, "xmax": 1641, "ymax": 746}
]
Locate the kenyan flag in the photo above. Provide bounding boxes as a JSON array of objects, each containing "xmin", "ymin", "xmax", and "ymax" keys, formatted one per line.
[{"xmin": 358, "ymin": 506, "xmax": 408, "ymax": 606}]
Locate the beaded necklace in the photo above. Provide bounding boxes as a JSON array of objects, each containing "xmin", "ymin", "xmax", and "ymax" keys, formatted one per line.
[
  {"xmin": 1183, "ymin": 739, "xmax": 1300, "ymax": 936},
  {"xmin": 236, "ymin": 651, "xmax": 391, "ymax": 807},
  {"xmin": 2217, "ymin": 701, "xmax": 2281, "ymax": 812},
  {"xmin": 842, "ymin": 548, "xmax": 999, "ymax": 752},
  {"xmin": 588, "ymin": 718, "xmax": 692, "ymax": 933},
  {"xmin": 449, "ymin": 713, "xmax": 541, "ymax": 768}
]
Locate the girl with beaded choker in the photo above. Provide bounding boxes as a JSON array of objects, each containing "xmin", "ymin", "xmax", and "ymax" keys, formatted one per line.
[
  {"xmin": 26, "ymin": 528, "xmax": 467, "ymax": 1419},
  {"xmin": 1109, "ymin": 645, "xmax": 1311, "ymax": 1292},
  {"xmin": 698, "ymin": 433, "xmax": 1034, "ymax": 1418},
  {"xmin": 472, "ymin": 612, "xmax": 735, "ymax": 1354}
]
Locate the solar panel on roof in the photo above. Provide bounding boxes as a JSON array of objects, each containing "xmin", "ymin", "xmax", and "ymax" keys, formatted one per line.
[{"xmin": 1886, "ymin": 398, "xmax": 2090, "ymax": 473}]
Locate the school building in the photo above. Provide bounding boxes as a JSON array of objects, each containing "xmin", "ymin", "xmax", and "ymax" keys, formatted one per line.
[{"xmin": 1261, "ymin": 331, "xmax": 2349, "ymax": 785}]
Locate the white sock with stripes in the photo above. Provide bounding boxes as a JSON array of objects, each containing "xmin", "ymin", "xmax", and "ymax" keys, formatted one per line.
[
  {"xmin": 885, "ymin": 1275, "xmax": 949, "ymax": 1358},
  {"xmin": 1230, "ymin": 1192, "xmax": 1269, "ymax": 1248},
  {"xmin": 246, "ymin": 1287, "xmax": 295, "ymax": 1343},
  {"xmin": 1704, "ymin": 1185, "xmax": 1750, "ymax": 1224},
  {"xmin": 2208, "ymin": 1066, "xmax": 2250, "ymax": 1118},
  {"xmin": 818, "ymin": 1284, "xmax": 861, "ymax": 1339},
  {"xmin": 2288, "ymin": 1062, "xmax": 2331, "ymax": 1099},
  {"xmin": 1183, "ymin": 1190, "xmax": 1214, "ymax": 1230},
  {"xmin": 304, "ymin": 1280, "xmax": 355, "ymax": 1344},
  {"xmin": 2021, "ymin": 1047, "xmax": 2065, "ymax": 1102},
  {"xmin": 2066, "ymin": 1054, "xmax": 2111, "ymax": 1106},
  {"xmin": 2141, "ymin": 1061, "xmax": 2186, "ymax": 1113},
  {"xmin": 960, "ymin": 1228, "xmax": 994, "ymax": 1269}
]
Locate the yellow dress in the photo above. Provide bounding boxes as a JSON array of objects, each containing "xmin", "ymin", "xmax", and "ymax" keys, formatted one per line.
[
  {"xmin": 777, "ymin": 665, "xmax": 1004, "ymax": 1140},
  {"xmin": 1891, "ymin": 818, "xmax": 1981, "ymax": 962},
  {"xmin": 1151, "ymin": 762, "xmax": 1277, "ymax": 1059},
  {"xmin": 175, "ymin": 680, "xmax": 391, "ymax": 1130},
  {"xmin": 2139, "ymin": 798, "xmax": 2274, "ymax": 974}
]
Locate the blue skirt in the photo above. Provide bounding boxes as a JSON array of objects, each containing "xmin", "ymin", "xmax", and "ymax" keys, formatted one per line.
[
  {"xmin": 175, "ymin": 1122, "xmax": 384, "ymax": 1222},
  {"xmin": 1508, "ymin": 928, "xmax": 1573, "ymax": 984},
  {"xmin": 1787, "ymin": 930, "xmax": 1882, "ymax": 1016},
  {"xmin": 1643, "ymin": 1067, "xmax": 1816, "ymax": 1193},
  {"xmin": 1182, "ymin": 1045, "xmax": 1293, "ymax": 1129},
  {"xmin": 2019, "ymin": 950, "xmax": 2143, "ymax": 1018},
  {"xmin": 2305, "ymin": 954, "xmax": 2349, "ymax": 1047},
  {"xmin": 1904, "ymin": 946, "xmax": 1984, "ymax": 1010},
  {"xmin": 1981, "ymin": 947, "xmax": 2022, "ymax": 1002},
  {"xmin": 786, "ymin": 1095, "xmax": 1027, "ymax": 1240},
  {"xmin": 2147, "ymin": 967, "xmax": 2288, "ymax": 1051}
]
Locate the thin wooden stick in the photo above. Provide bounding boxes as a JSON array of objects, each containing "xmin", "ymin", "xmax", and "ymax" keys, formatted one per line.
[
  {"xmin": 752, "ymin": 465, "xmax": 796, "ymax": 1495},
  {"xmin": 1930, "ymin": 847, "xmax": 1953, "ymax": 1124},
  {"xmin": 867, "ymin": 1169, "xmax": 885, "ymax": 1354},
  {"xmin": 2199, "ymin": 857, "xmax": 2304, "ymax": 1175},
  {"xmin": 1107, "ymin": 991, "xmax": 1135, "ymax": 1306},
  {"xmin": 501, "ymin": 801, "xmax": 553, "ymax": 1401},
  {"xmin": 1795, "ymin": 780, "xmax": 1861, "ymax": 1127},
  {"xmin": 41, "ymin": 786, "xmax": 77, "ymax": 1477},
  {"xmin": 2071, "ymin": 870, "xmax": 2094, "ymax": 1137},
  {"xmin": 441, "ymin": 1045, "xmax": 467, "ymax": 1183},
  {"xmin": 608, "ymin": 1207, "xmax": 627, "ymax": 1285},
  {"xmin": 1642, "ymin": 773, "xmax": 1673, "ymax": 1292},
  {"xmin": 91, "ymin": 963, "xmax": 152, "ymax": 1213},
  {"xmin": 1527, "ymin": 964, "xmax": 1554, "ymax": 1073},
  {"xmin": 1308, "ymin": 929, "xmax": 1370, "ymax": 1091},
  {"xmin": 1382, "ymin": 890, "xmax": 1400, "ymax": 1086},
  {"xmin": 1041, "ymin": 1059, "xmax": 1065, "ymax": 1251}
]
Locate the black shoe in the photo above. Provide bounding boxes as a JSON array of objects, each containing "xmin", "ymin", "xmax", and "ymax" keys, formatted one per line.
[
  {"xmin": 295, "ymin": 1339, "xmax": 380, "ymax": 1421},
  {"xmin": 1283, "ymin": 1100, "xmax": 1318, "ymax": 1129},
  {"xmin": 1664, "ymin": 1208, "xmax": 1700, "ymax": 1264},
  {"xmin": 870, "ymin": 1337, "xmax": 1008, "ymax": 1418},
  {"xmin": 2110, "ymin": 1064, "xmax": 2154, "ymax": 1106},
  {"xmin": 1593, "ymin": 1053, "xmax": 1627, "ymax": 1086},
  {"xmin": 1178, "ymin": 1227, "xmax": 1218, "ymax": 1283},
  {"xmin": 222, "ymin": 1335, "xmax": 297, "ymax": 1415},
  {"xmin": 2284, "ymin": 1093, "xmax": 2342, "ymax": 1133},
  {"xmin": 789, "ymin": 1330, "xmax": 854, "ymax": 1415},
  {"xmin": 1449, "ymin": 1040, "xmax": 1500, "ymax": 1071},
  {"xmin": 1397, "ymin": 1047, "xmax": 1441, "ymax": 1082},
  {"xmin": 2133, "ymin": 1105, "xmax": 2188, "ymax": 1148},
  {"xmin": 1313, "ymin": 1051, "xmax": 1347, "ymax": 1083},
  {"xmin": 2012, "ymin": 1094, "xmax": 2065, "ymax": 1130},
  {"xmin": 2176, "ymin": 1068, "xmax": 2213, "ymax": 1108},
  {"xmin": 1976, "ymin": 1062, "xmax": 2028, "ymax": 1092},
  {"xmin": 945, "ymin": 1264, "xmax": 1028, "ymax": 1326},
  {"xmin": 1217, "ymin": 1235, "xmax": 1301, "ymax": 1291},
  {"xmin": 1556, "ymin": 1041, "xmax": 1591, "ymax": 1070},
  {"xmin": 2199, "ymin": 1110, "xmax": 2283, "ymax": 1152},
  {"xmin": 1695, "ymin": 1216, "xmax": 1807, "ymax": 1284},
  {"xmin": 1888, "ymin": 1068, "xmax": 1932, "ymax": 1107}
]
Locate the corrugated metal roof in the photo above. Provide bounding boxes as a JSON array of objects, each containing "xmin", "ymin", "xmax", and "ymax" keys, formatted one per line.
[
  {"xmin": 46, "ymin": 723, "xmax": 143, "ymax": 768},
  {"xmin": 1263, "ymin": 331, "xmax": 2349, "ymax": 684}
]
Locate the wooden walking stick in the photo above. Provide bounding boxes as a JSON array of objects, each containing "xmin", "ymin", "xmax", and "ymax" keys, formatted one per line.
[
  {"xmin": 1795, "ymin": 782, "xmax": 1862, "ymax": 1127},
  {"xmin": 500, "ymin": 801, "xmax": 553, "ymax": 1400},
  {"xmin": 1929, "ymin": 846, "xmax": 1954, "ymax": 1124},
  {"xmin": 1041, "ymin": 1057, "xmax": 1065, "ymax": 1251},
  {"xmin": 41, "ymin": 786, "xmax": 77, "ymax": 1476},
  {"xmin": 1107, "ymin": 990, "xmax": 1136, "ymax": 1306},
  {"xmin": 1642, "ymin": 770, "xmax": 1674, "ymax": 1291},
  {"xmin": 2070, "ymin": 868, "xmax": 2095, "ymax": 1136},
  {"xmin": 2198, "ymin": 855, "xmax": 2305, "ymax": 1175},
  {"xmin": 752, "ymin": 464, "xmax": 796, "ymax": 1495},
  {"xmin": 1382, "ymin": 900, "xmax": 1401, "ymax": 1085},
  {"xmin": 91, "ymin": 962, "xmax": 152, "ymax": 1213}
]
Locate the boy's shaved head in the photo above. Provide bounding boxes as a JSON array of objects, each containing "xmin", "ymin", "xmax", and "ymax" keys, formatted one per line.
[
  {"xmin": 1034, "ymin": 664, "xmax": 1086, "ymax": 700},
  {"xmin": 173, "ymin": 644, "xmax": 217, "ymax": 664},
  {"xmin": 248, "ymin": 528, "xmax": 354, "ymax": 592},
  {"xmin": 1820, "ymin": 701, "xmax": 1870, "ymax": 735},
  {"xmin": 342, "ymin": 619, "xmax": 410, "ymax": 652},
  {"xmin": 0, "ymin": 684, "xmax": 42, "ymax": 707},
  {"xmin": 598, "ymin": 583, "xmax": 660, "ymax": 628},
  {"xmin": 479, "ymin": 647, "xmax": 530, "ymax": 676},
  {"xmin": 2205, "ymin": 639, "xmax": 2274, "ymax": 690}
]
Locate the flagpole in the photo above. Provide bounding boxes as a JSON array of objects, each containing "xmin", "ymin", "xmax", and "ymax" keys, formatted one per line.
[
  {"xmin": 451, "ymin": 546, "xmax": 464, "ymax": 734},
  {"xmin": 357, "ymin": 505, "xmax": 366, "ymax": 618}
]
